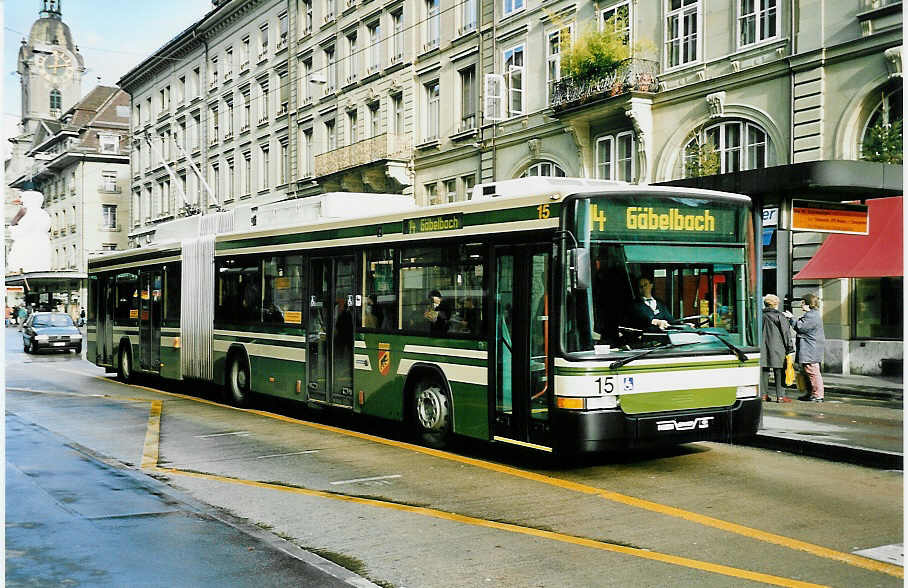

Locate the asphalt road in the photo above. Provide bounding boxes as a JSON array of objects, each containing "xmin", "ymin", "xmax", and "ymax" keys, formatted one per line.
[{"xmin": 5, "ymin": 328, "xmax": 904, "ymax": 587}]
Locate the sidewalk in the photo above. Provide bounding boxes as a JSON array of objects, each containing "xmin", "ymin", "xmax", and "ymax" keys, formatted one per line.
[{"xmin": 749, "ymin": 371, "xmax": 903, "ymax": 469}]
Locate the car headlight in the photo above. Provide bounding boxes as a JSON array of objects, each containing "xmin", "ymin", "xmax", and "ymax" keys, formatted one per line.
[{"xmin": 36, "ymin": 335, "xmax": 50, "ymax": 341}]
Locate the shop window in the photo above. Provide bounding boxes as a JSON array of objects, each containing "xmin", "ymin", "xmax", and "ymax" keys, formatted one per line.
[{"xmin": 854, "ymin": 277, "xmax": 903, "ymax": 339}]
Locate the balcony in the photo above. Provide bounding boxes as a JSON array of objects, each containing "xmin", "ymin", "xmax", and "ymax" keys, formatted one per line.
[
  {"xmin": 240, "ymin": 122, "xmax": 250, "ymax": 132},
  {"xmin": 277, "ymin": 102, "xmax": 289, "ymax": 116},
  {"xmin": 314, "ymin": 133, "xmax": 412, "ymax": 177},
  {"xmin": 322, "ymin": 12, "xmax": 335, "ymax": 24},
  {"xmin": 69, "ymin": 224, "xmax": 76, "ymax": 233},
  {"xmin": 344, "ymin": 73, "xmax": 358, "ymax": 86},
  {"xmin": 389, "ymin": 52, "xmax": 404, "ymax": 65},
  {"xmin": 240, "ymin": 60, "xmax": 250, "ymax": 72},
  {"xmin": 209, "ymin": 135, "xmax": 219, "ymax": 146},
  {"xmin": 224, "ymin": 130, "xmax": 234, "ymax": 141},
  {"xmin": 421, "ymin": 39, "xmax": 440, "ymax": 54},
  {"xmin": 99, "ymin": 223, "xmax": 122, "ymax": 232},
  {"xmin": 99, "ymin": 183, "xmax": 121, "ymax": 193},
  {"xmin": 223, "ymin": 70, "xmax": 233, "ymax": 82},
  {"xmin": 258, "ymin": 114, "xmax": 270, "ymax": 126},
  {"xmin": 276, "ymin": 36, "xmax": 288, "ymax": 51},
  {"xmin": 209, "ymin": 78, "xmax": 218, "ymax": 90},
  {"xmin": 549, "ymin": 58, "xmax": 660, "ymax": 113},
  {"xmin": 457, "ymin": 22, "xmax": 476, "ymax": 36},
  {"xmin": 257, "ymin": 49, "xmax": 269, "ymax": 62}
]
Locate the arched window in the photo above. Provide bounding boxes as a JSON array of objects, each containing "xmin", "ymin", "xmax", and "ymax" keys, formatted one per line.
[
  {"xmin": 520, "ymin": 161, "xmax": 565, "ymax": 177},
  {"xmin": 684, "ymin": 120, "xmax": 772, "ymax": 177},
  {"xmin": 860, "ymin": 82, "xmax": 902, "ymax": 164},
  {"xmin": 49, "ymin": 89, "xmax": 62, "ymax": 112}
]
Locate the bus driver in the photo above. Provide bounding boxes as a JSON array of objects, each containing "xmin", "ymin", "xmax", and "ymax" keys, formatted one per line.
[{"xmin": 629, "ymin": 275, "xmax": 676, "ymax": 331}]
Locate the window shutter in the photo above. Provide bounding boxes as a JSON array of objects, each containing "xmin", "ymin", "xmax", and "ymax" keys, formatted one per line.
[
  {"xmin": 483, "ymin": 73, "xmax": 505, "ymax": 122},
  {"xmin": 508, "ymin": 65, "xmax": 524, "ymax": 115}
]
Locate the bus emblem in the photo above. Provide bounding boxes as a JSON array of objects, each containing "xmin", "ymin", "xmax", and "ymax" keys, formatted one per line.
[
  {"xmin": 656, "ymin": 417, "xmax": 714, "ymax": 432},
  {"xmin": 378, "ymin": 350, "xmax": 391, "ymax": 376}
]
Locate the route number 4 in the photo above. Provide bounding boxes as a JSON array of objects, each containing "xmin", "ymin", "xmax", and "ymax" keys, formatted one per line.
[{"xmin": 594, "ymin": 376, "xmax": 615, "ymax": 394}]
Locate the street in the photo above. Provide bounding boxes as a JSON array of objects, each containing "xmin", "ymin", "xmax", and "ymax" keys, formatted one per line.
[{"xmin": 5, "ymin": 327, "xmax": 903, "ymax": 587}]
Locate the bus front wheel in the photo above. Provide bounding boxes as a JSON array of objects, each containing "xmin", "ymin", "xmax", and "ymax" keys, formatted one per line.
[
  {"xmin": 414, "ymin": 380, "xmax": 451, "ymax": 448},
  {"xmin": 227, "ymin": 355, "xmax": 251, "ymax": 407}
]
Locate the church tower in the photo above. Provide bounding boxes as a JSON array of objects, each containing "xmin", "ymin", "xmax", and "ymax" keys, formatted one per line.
[{"xmin": 16, "ymin": 0, "xmax": 85, "ymax": 135}]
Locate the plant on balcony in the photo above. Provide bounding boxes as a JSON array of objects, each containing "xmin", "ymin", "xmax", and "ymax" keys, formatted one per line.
[
  {"xmin": 861, "ymin": 119, "xmax": 903, "ymax": 165},
  {"xmin": 561, "ymin": 19, "xmax": 630, "ymax": 83}
]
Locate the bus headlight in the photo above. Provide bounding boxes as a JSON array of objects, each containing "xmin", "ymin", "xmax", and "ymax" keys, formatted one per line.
[{"xmin": 736, "ymin": 385, "xmax": 758, "ymax": 398}]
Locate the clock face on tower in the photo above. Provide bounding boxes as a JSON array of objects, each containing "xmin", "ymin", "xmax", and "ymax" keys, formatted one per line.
[{"xmin": 35, "ymin": 49, "xmax": 74, "ymax": 83}]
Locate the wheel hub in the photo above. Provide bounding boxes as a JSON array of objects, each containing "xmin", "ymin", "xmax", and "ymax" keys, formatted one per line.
[{"xmin": 416, "ymin": 387, "xmax": 443, "ymax": 431}]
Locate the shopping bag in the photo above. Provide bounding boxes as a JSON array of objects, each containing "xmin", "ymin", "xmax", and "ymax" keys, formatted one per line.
[
  {"xmin": 784, "ymin": 354, "xmax": 796, "ymax": 387},
  {"xmin": 796, "ymin": 371, "xmax": 810, "ymax": 394}
]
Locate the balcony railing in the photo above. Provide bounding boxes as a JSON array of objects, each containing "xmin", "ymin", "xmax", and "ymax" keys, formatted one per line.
[
  {"xmin": 99, "ymin": 183, "xmax": 121, "ymax": 193},
  {"xmin": 99, "ymin": 223, "xmax": 122, "ymax": 232},
  {"xmin": 314, "ymin": 133, "xmax": 412, "ymax": 177},
  {"xmin": 860, "ymin": 0, "xmax": 900, "ymax": 9},
  {"xmin": 549, "ymin": 58, "xmax": 660, "ymax": 112}
]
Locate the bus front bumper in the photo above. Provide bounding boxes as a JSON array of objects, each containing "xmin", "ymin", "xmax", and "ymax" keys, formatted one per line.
[{"xmin": 552, "ymin": 398, "xmax": 762, "ymax": 454}]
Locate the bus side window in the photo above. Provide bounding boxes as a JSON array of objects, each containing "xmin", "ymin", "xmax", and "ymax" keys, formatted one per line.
[
  {"xmin": 216, "ymin": 256, "xmax": 262, "ymax": 327},
  {"xmin": 263, "ymin": 254, "xmax": 304, "ymax": 328},
  {"xmin": 164, "ymin": 263, "xmax": 181, "ymax": 327},
  {"xmin": 362, "ymin": 248, "xmax": 397, "ymax": 331},
  {"xmin": 115, "ymin": 272, "xmax": 138, "ymax": 324}
]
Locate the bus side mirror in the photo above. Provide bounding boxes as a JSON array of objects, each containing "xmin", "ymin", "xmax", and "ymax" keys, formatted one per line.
[{"xmin": 570, "ymin": 248, "xmax": 590, "ymax": 291}]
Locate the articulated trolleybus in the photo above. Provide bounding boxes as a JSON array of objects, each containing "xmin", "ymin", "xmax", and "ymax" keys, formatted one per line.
[{"xmin": 87, "ymin": 178, "xmax": 761, "ymax": 453}]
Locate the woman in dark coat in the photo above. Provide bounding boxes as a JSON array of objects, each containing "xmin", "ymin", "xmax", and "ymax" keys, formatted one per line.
[{"xmin": 761, "ymin": 294, "xmax": 794, "ymax": 402}]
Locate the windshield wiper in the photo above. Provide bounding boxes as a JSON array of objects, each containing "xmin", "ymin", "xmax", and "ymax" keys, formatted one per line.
[
  {"xmin": 695, "ymin": 331, "xmax": 749, "ymax": 362},
  {"xmin": 609, "ymin": 341, "xmax": 702, "ymax": 370}
]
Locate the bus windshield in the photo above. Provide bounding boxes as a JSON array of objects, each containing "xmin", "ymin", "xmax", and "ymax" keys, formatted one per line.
[{"xmin": 563, "ymin": 195, "xmax": 757, "ymax": 354}]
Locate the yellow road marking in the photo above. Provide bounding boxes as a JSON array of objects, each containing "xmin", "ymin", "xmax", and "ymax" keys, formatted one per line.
[
  {"xmin": 153, "ymin": 467, "xmax": 829, "ymax": 588},
  {"xmin": 29, "ymin": 369, "xmax": 904, "ymax": 579},
  {"xmin": 140, "ymin": 400, "xmax": 163, "ymax": 470}
]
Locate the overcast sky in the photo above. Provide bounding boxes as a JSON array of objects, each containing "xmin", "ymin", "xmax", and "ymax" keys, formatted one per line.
[{"xmin": 3, "ymin": 0, "xmax": 213, "ymax": 159}]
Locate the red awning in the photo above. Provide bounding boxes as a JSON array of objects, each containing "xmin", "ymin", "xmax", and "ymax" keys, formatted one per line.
[{"xmin": 794, "ymin": 196, "xmax": 903, "ymax": 280}]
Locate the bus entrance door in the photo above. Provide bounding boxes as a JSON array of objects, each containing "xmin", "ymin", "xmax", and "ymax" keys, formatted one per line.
[
  {"xmin": 493, "ymin": 246, "xmax": 552, "ymax": 451},
  {"xmin": 97, "ymin": 276, "xmax": 114, "ymax": 365},
  {"xmin": 138, "ymin": 270, "xmax": 162, "ymax": 373},
  {"xmin": 307, "ymin": 256, "xmax": 355, "ymax": 408}
]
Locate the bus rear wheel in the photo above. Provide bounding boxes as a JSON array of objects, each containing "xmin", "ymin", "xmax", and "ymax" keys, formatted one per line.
[
  {"xmin": 117, "ymin": 344, "xmax": 133, "ymax": 383},
  {"xmin": 227, "ymin": 355, "xmax": 251, "ymax": 407},
  {"xmin": 414, "ymin": 380, "xmax": 451, "ymax": 448}
]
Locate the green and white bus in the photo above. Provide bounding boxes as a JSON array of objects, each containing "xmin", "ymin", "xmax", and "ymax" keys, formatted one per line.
[{"xmin": 87, "ymin": 178, "xmax": 761, "ymax": 453}]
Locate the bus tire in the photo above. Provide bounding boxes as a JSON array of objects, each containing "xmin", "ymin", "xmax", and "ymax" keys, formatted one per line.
[
  {"xmin": 413, "ymin": 379, "xmax": 451, "ymax": 449},
  {"xmin": 227, "ymin": 354, "xmax": 251, "ymax": 407},
  {"xmin": 117, "ymin": 343, "xmax": 133, "ymax": 383}
]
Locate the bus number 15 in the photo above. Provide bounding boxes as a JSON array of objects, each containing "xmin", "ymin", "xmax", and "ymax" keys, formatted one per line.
[{"xmin": 595, "ymin": 376, "xmax": 615, "ymax": 394}]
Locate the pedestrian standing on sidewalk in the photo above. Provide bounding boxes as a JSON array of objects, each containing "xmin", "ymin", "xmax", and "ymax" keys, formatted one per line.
[
  {"xmin": 761, "ymin": 294, "xmax": 793, "ymax": 402},
  {"xmin": 5, "ymin": 305, "xmax": 11, "ymax": 327},
  {"xmin": 17, "ymin": 306, "xmax": 27, "ymax": 331},
  {"xmin": 787, "ymin": 293, "xmax": 825, "ymax": 402}
]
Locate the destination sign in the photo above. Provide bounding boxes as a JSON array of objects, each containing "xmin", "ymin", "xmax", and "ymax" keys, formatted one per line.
[
  {"xmin": 586, "ymin": 199, "xmax": 739, "ymax": 242},
  {"xmin": 403, "ymin": 213, "xmax": 464, "ymax": 234},
  {"xmin": 791, "ymin": 199, "xmax": 868, "ymax": 235}
]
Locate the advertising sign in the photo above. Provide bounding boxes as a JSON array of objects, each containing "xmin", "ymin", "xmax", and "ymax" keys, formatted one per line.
[{"xmin": 791, "ymin": 200, "xmax": 869, "ymax": 235}]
